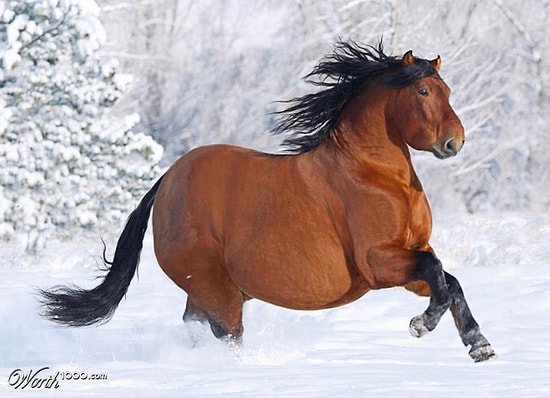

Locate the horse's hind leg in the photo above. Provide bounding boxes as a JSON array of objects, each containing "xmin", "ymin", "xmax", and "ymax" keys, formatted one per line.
[
  {"xmin": 183, "ymin": 293, "xmax": 244, "ymax": 342},
  {"xmin": 183, "ymin": 297, "xmax": 242, "ymax": 342},
  {"xmin": 183, "ymin": 297, "xmax": 208, "ymax": 323},
  {"xmin": 176, "ymin": 261, "xmax": 245, "ymax": 342},
  {"xmin": 188, "ymin": 289, "xmax": 244, "ymax": 342},
  {"xmin": 157, "ymin": 244, "xmax": 245, "ymax": 343}
]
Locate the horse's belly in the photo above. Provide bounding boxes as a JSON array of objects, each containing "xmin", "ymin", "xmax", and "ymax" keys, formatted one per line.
[{"xmin": 226, "ymin": 243, "xmax": 369, "ymax": 310}]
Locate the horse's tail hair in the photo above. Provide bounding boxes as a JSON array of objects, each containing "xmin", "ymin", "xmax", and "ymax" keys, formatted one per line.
[{"xmin": 39, "ymin": 175, "xmax": 165, "ymax": 327}]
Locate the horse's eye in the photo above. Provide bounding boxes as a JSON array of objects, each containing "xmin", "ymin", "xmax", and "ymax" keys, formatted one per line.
[{"xmin": 419, "ymin": 88, "xmax": 429, "ymax": 96}]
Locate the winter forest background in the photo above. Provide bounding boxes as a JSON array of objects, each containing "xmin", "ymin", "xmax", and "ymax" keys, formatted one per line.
[{"xmin": 0, "ymin": 0, "xmax": 549, "ymax": 251}]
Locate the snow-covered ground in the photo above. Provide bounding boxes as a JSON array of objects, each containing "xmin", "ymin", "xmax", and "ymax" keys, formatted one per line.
[{"xmin": 1, "ymin": 213, "xmax": 549, "ymax": 397}]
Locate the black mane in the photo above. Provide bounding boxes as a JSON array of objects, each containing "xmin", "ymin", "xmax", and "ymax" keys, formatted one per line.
[{"xmin": 273, "ymin": 40, "xmax": 438, "ymax": 153}]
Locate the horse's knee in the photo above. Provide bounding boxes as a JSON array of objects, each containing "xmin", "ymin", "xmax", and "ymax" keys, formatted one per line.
[
  {"xmin": 411, "ymin": 251, "xmax": 442, "ymax": 280},
  {"xmin": 411, "ymin": 252, "xmax": 451, "ymax": 304},
  {"xmin": 408, "ymin": 251, "xmax": 453, "ymax": 338}
]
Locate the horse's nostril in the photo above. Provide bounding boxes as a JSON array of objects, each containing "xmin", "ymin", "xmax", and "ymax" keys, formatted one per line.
[{"xmin": 444, "ymin": 138, "xmax": 457, "ymax": 154}]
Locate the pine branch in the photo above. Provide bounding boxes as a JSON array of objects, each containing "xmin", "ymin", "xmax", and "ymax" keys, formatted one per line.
[{"xmin": 18, "ymin": 6, "xmax": 73, "ymax": 54}]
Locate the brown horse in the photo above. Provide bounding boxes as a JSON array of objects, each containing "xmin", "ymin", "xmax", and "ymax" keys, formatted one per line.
[{"xmin": 40, "ymin": 41, "xmax": 496, "ymax": 362}]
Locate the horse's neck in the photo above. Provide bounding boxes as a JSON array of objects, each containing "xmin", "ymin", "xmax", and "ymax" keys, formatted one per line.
[{"xmin": 319, "ymin": 93, "xmax": 417, "ymax": 186}]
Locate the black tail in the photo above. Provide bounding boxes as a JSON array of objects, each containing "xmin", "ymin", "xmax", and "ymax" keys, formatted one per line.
[{"xmin": 39, "ymin": 175, "xmax": 165, "ymax": 326}]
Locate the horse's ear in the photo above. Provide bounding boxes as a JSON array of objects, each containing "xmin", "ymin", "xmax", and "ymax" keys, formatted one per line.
[
  {"xmin": 429, "ymin": 55, "xmax": 441, "ymax": 72},
  {"xmin": 402, "ymin": 50, "xmax": 414, "ymax": 67}
]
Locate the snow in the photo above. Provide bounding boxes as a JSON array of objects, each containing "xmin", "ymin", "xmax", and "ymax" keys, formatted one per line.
[
  {"xmin": 2, "ymin": 48, "xmax": 20, "ymax": 71},
  {"xmin": 1, "ymin": 212, "xmax": 549, "ymax": 396}
]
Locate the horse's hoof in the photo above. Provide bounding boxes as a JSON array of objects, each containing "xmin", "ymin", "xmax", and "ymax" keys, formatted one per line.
[
  {"xmin": 469, "ymin": 344, "xmax": 497, "ymax": 362},
  {"xmin": 409, "ymin": 315, "xmax": 430, "ymax": 338}
]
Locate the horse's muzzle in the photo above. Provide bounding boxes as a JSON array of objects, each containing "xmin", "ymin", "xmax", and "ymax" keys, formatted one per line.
[{"xmin": 432, "ymin": 138, "xmax": 464, "ymax": 159}]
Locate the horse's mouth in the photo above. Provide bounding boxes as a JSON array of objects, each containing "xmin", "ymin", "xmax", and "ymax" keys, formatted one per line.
[{"xmin": 431, "ymin": 144, "xmax": 455, "ymax": 159}]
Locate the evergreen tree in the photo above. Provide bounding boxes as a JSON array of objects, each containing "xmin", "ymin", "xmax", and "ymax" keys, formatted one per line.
[{"xmin": 0, "ymin": 0, "xmax": 163, "ymax": 252}]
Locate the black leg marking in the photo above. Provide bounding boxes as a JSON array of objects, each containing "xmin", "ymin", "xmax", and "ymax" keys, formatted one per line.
[
  {"xmin": 409, "ymin": 252, "xmax": 452, "ymax": 337},
  {"xmin": 406, "ymin": 252, "xmax": 495, "ymax": 362},
  {"xmin": 445, "ymin": 272, "xmax": 496, "ymax": 362}
]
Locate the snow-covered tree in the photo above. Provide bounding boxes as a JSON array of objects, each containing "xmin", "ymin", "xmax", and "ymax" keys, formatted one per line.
[{"xmin": 0, "ymin": 0, "xmax": 163, "ymax": 252}]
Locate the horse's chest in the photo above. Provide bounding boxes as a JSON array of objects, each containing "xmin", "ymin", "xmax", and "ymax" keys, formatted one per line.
[
  {"xmin": 348, "ymin": 183, "xmax": 432, "ymax": 249},
  {"xmin": 403, "ymin": 190, "xmax": 432, "ymax": 249}
]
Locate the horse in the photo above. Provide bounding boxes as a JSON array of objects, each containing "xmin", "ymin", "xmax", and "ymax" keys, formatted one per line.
[{"xmin": 40, "ymin": 41, "xmax": 496, "ymax": 362}]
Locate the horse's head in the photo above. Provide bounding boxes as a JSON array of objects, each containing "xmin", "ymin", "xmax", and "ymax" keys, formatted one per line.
[
  {"xmin": 390, "ymin": 51, "xmax": 464, "ymax": 159},
  {"xmin": 274, "ymin": 41, "xmax": 465, "ymax": 158}
]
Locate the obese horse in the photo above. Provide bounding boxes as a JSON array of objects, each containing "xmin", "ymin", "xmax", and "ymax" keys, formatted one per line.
[{"xmin": 40, "ymin": 41, "xmax": 496, "ymax": 362}]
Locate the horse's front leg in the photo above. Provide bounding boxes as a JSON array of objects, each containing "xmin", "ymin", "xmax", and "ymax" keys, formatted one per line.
[
  {"xmin": 367, "ymin": 248, "xmax": 496, "ymax": 362},
  {"xmin": 407, "ymin": 253, "xmax": 496, "ymax": 362},
  {"xmin": 407, "ymin": 251, "xmax": 452, "ymax": 338},
  {"xmin": 444, "ymin": 272, "xmax": 496, "ymax": 362},
  {"xmin": 367, "ymin": 248, "xmax": 453, "ymax": 333}
]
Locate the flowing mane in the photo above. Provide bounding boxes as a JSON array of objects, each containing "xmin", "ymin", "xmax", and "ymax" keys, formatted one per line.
[{"xmin": 273, "ymin": 40, "xmax": 439, "ymax": 153}]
